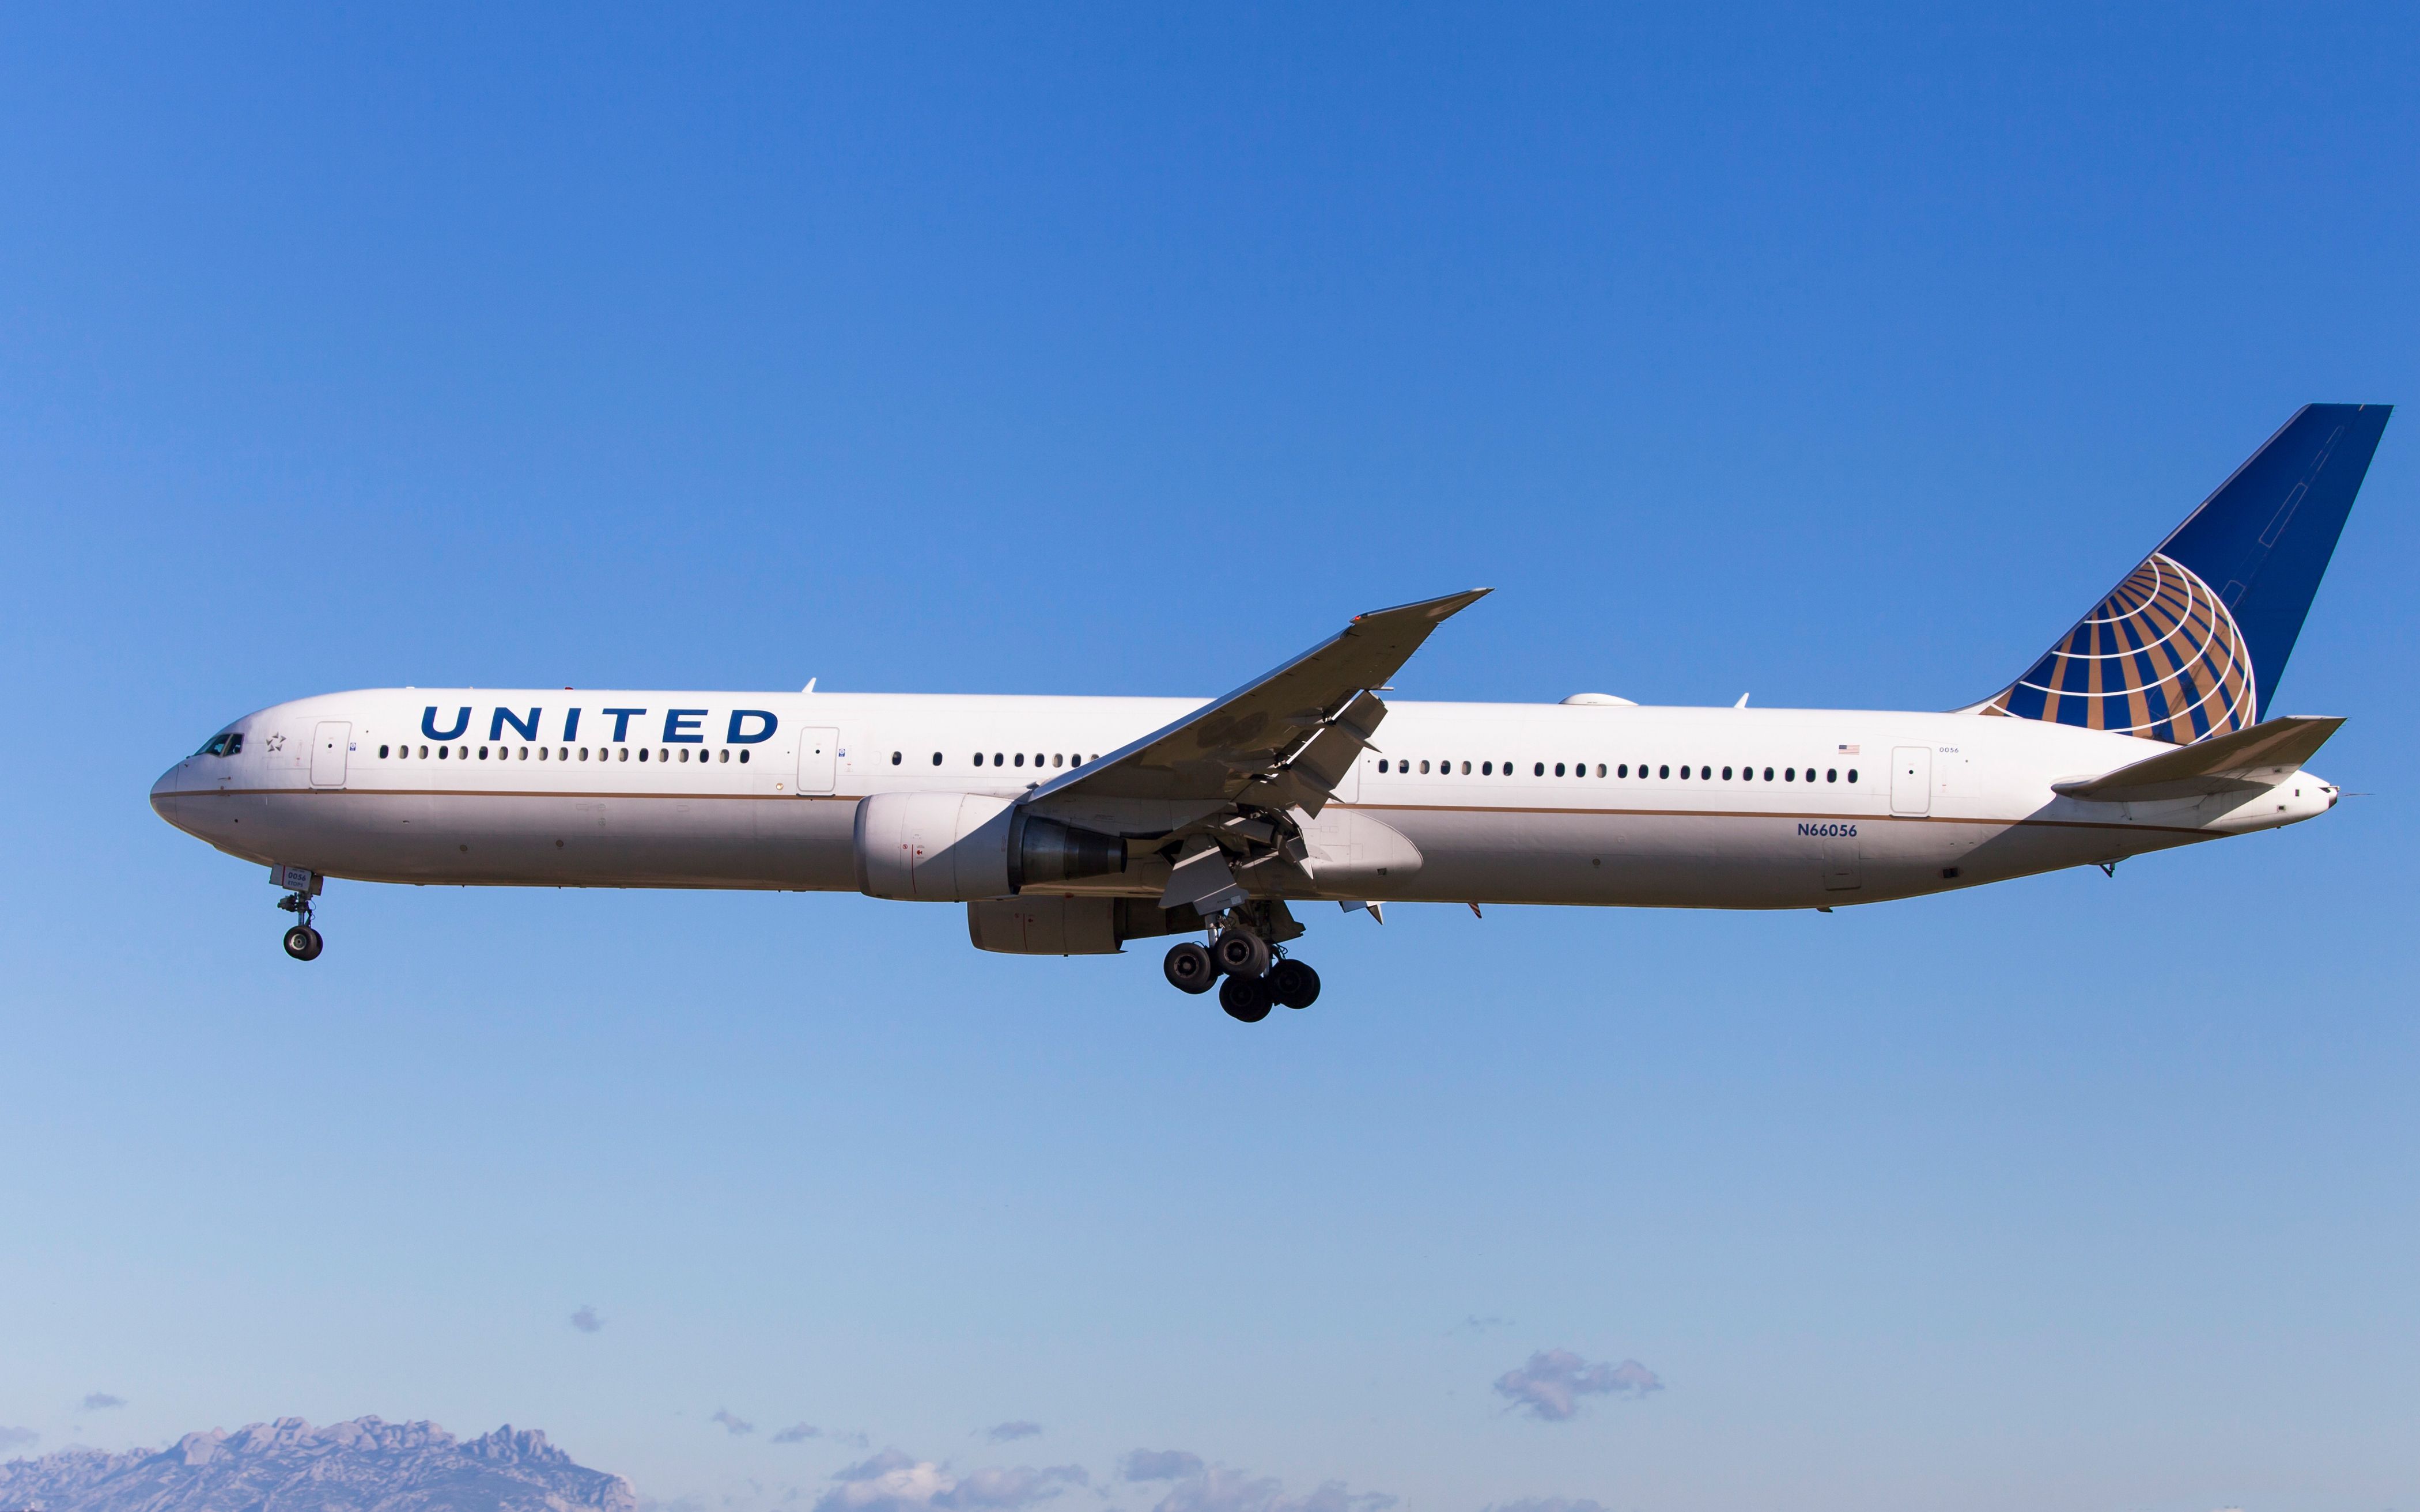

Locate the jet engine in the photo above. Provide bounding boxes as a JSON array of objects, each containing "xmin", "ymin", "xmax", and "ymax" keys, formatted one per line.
[{"xmin": 852, "ymin": 792, "xmax": 1127, "ymax": 902}]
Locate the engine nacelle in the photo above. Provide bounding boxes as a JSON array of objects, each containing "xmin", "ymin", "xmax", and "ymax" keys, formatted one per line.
[
  {"xmin": 853, "ymin": 792, "xmax": 1126, "ymax": 902},
  {"xmin": 966, "ymin": 896, "xmax": 1197, "ymax": 956}
]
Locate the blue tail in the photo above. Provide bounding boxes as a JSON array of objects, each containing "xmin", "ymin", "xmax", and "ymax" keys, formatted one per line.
[{"xmin": 1977, "ymin": 404, "xmax": 2393, "ymax": 743}]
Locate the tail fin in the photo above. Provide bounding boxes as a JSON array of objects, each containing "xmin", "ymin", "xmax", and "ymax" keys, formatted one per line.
[{"xmin": 1973, "ymin": 404, "xmax": 2392, "ymax": 743}]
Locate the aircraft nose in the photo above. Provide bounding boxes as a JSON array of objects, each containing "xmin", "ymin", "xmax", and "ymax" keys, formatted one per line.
[{"xmin": 150, "ymin": 762, "xmax": 183, "ymax": 819}]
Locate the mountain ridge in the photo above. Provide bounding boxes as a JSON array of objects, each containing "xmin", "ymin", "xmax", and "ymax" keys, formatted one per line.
[{"xmin": 0, "ymin": 1414, "xmax": 636, "ymax": 1512}]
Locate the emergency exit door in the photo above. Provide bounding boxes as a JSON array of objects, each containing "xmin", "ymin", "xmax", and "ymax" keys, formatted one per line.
[
  {"xmin": 796, "ymin": 727, "xmax": 838, "ymax": 794},
  {"xmin": 1890, "ymin": 746, "xmax": 1932, "ymax": 816}
]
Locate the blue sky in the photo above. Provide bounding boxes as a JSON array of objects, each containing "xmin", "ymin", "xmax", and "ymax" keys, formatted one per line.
[{"xmin": 2, "ymin": 7, "xmax": 2414, "ymax": 1510}]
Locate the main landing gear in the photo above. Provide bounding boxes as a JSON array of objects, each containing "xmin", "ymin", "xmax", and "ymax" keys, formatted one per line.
[
  {"xmin": 1164, "ymin": 918, "xmax": 1321, "ymax": 1024},
  {"xmin": 278, "ymin": 890, "xmax": 323, "ymax": 961}
]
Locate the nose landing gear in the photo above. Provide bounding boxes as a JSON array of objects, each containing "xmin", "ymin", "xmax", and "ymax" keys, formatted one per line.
[{"xmin": 277, "ymin": 887, "xmax": 323, "ymax": 961}]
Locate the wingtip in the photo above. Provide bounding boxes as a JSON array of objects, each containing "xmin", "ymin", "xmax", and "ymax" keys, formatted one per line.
[{"xmin": 1353, "ymin": 587, "xmax": 1495, "ymax": 624}]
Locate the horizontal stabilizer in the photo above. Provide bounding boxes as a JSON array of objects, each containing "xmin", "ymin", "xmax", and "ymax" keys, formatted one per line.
[{"xmin": 2052, "ymin": 715, "xmax": 2343, "ymax": 803}]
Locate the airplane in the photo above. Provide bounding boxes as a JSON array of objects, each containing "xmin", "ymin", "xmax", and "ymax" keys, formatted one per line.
[{"xmin": 153, "ymin": 404, "xmax": 2391, "ymax": 1022}]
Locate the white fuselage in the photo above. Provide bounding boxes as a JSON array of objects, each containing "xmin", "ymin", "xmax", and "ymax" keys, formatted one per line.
[{"xmin": 150, "ymin": 688, "xmax": 2336, "ymax": 912}]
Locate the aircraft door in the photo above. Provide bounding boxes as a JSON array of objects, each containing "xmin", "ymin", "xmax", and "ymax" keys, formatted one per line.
[
  {"xmin": 311, "ymin": 722, "xmax": 351, "ymax": 787},
  {"xmin": 797, "ymin": 727, "xmax": 838, "ymax": 794},
  {"xmin": 1890, "ymin": 746, "xmax": 1931, "ymax": 816}
]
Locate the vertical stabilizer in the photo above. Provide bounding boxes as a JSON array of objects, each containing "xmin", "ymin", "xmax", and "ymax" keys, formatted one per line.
[{"xmin": 1974, "ymin": 404, "xmax": 2391, "ymax": 742}]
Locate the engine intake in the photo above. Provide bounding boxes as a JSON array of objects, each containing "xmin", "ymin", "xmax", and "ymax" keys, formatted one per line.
[{"xmin": 853, "ymin": 792, "xmax": 1126, "ymax": 901}]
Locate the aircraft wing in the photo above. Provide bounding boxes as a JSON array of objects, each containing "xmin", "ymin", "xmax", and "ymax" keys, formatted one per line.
[
  {"xmin": 2052, "ymin": 714, "xmax": 2344, "ymax": 803},
  {"xmin": 1024, "ymin": 588, "xmax": 1490, "ymax": 815}
]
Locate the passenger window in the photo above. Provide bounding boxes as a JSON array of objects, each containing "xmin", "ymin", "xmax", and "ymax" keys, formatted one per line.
[
  {"xmin": 478, "ymin": 746, "xmax": 489, "ymax": 760},
  {"xmin": 1379, "ymin": 760, "xmax": 1390, "ymax": 774},
  {"xmin": 682, "ymin": 749, "xmax": 693, "ymax": 763},
  {"xmin": 1827, "ymin": 768, "xmax": 1838, "ymax": 783},
  {"xmin": 1014, "ymin": 753, "xmax": 1025, "ymax": 767},
  {"xmin": 1784, "ymin": 767, "xmax": 1794, "ymax": 781},
  {"xmin": 1420, "ymin": 760, "xmax": 1431, "ymax": 774},
  {"xmin": 1658, "ymin": 764, "xmax": 1669, "ymax": 778},
  {"xmin": 931, "ymin": 752, "xmax": 942, "ymax": 766},
  {"xmin": 1595, "ymin": 764, "xmax": 1605, "ymax": 777},
  {"xmin": 1617, "ymin": 764, "xmax": 1628, "ymax": 778},
  {"xmin": 1480, "ymin": 761, "xmax": 1491, "ymax": 775},
  {"xmin": 1533, "ymin": 762, "xmax": 1544, "ymax": 776},
  {"xmin": 891, "ymin": 751, "xmax": 902, "ymax": 766},
  {"xmin": 520, "ymin": 746, "xmax": 530, "ymax": 760},
  {"xmin": 640, "ymin": 749, "xmax": 649, "ymax": 763},
  {"xmin": 1848, "ymin": 768, "xmax": 1859, "ymax": 783},
  {"xmin": 379, "ymin": 744, "xmax": 390, "ymax": 758},
  {"xmin": 739, "ymin": 750, "xmax": 750, "ymax": 763},
  {"xmin": 1555, "ymin": 763, "xmax": 1566, "ymax": 776},
  {"xmin": 1458, "ymin": 761, "xmax": 1469, "ymax": 775},
  {"xmin": 438, "ymin": 746, "xmax": 449, "ymax": 760},
  {"xmin": 1763, "ymin": 767, "xmax": 1773, "ymax": 780},
  {"xmin": 579, "ymin": 748, "xmax": 588, "ymax": 761},
  {"xmin": 1722, "ymin": 766, "xmax": 1732, "ymax": 780},
  {"xmin": 994, "ymin": 753, "xmax": 1004, "ymax": 766},
  {"xmin": 1054, "ymin": 754, "xmax": 1064, "ymax": 768}
]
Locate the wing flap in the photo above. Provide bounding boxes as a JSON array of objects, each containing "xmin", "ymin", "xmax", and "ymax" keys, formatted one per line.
[{"xmin": 2052, "ymin": 715, "xmax": 2345, "ymax": 803}]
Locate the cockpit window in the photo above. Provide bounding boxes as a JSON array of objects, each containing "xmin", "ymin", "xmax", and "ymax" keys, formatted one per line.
[{"xmin": 195, "ymin": 732, "xmax": 243, "ymax": 757}]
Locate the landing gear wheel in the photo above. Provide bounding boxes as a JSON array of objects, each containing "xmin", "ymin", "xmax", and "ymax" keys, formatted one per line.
[
  {"xmin": 283, "ymin": 924, "xmax": 324, "ymax": 961},
  {"xmin": 1219, "ymin": 974, "xmax": 1273, "ymax": 1022},
  {"xmin": 1212, "ymin": 930, "xmax": 1270, "ymax": 979},
  {"xmin": 1269, "ymin": 958, "xmax": 1320, "ymax": 1009},
  {"xmin": 1163, "ymin": 941, "xmax": 1217, "ymax": 994}
]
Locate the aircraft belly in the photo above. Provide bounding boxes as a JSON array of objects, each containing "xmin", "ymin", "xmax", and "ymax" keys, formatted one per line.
[
  {"xmin": 1360, "ymin": 806, "xmax": 2036, "ymax": 910},
  {"xmin": 233, "ymin": 791, "xmax": 860, "ymax": 890}
]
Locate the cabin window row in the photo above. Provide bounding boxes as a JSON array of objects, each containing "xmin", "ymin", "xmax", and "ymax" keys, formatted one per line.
[
  {"xmin": 888, "ymin": 752, "xmax": 1101, "ymax": 769},
  {"xmin": 1376, "ymin": 758, "xmax": 1859, "ymax": 784},
  {"xmin": 380, "ymin": 743, "xmax": 751, "ymax": 764}
]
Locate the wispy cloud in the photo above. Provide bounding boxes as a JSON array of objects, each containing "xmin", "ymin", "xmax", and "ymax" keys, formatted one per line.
[
  {"xmin": 0, "ymin": 1425, "xmax": 36, "ymax": 1450},
  {"xmin": 814, "ymin": 1449, "xmax": 1087, "ymax": 1512},
  {"xmin": 713, "ymin": 1409, "xmax": 758, "ymax": 1437},
  {"xmin": 571, "ymin": 1305, "xmax": 605, "ymax": 1333},
  {"xmin": 774, "ymin": 1423, "xmax": 823, "ymax": 1445},
  {"xmin": 1492, "ymin": 1351, "xmax": 1661, "ymax": 1422},
  {"xmin": 80, "ymin": 1393, "xmax": 126, "ymax": 1412},
  {"xmin": 1147, "ymin": 1465, "xmax": 1393, "ymax": 1512},
  {"xmin": 1119, "ymin": 1451, "xmax": 1204, "ymax": 1483},
  {"xmin": 988, "ymin": 1423, "xmax": 1042, "ymax": 1443},
  {"xmin": 1453, "ymin": 1315, "xmax": 1512, "ymax": 1334},
  {"xmin": 1484, "ymin": 1499, "xmax": 1608, "ymax": 1512}
]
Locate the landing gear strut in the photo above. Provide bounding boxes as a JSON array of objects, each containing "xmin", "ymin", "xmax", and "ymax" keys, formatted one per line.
[{"xmin": 278, "ymin": 891, "xmax": 323, "ymax": 961}]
